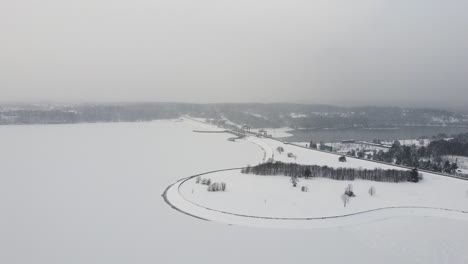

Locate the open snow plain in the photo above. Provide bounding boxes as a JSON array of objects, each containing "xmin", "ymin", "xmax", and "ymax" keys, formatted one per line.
[{"xmin": 1, "ymin": 119, "xmax": 468, "ymax": 263}]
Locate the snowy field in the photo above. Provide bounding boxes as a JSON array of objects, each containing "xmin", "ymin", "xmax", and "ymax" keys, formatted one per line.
[
  {"xmin": 179, "ymin": 171, "xmax": 468, "ymax": 219},
  {"xmin": 1, "ymin": 119, "xmax": 468, "ymax": 263},
  {"xmin": 171, "ymin": 129, "xmax": 468, "ymax": 228}
]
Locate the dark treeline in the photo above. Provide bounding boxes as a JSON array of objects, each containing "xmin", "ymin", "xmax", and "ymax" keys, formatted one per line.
[
  {"xmin": 242, "ymin": 162, "xmax": 421, "ymax": 183},
  {"xmin": 424, "ymin": 133, "xmax": 468, "ymax": 157},
  {"xmin": 1, "ymin": 103, "xmax": 466, "ymax": 128},
  {"xmin": 0, "ymin": 103, "xmax": 216, "ymax": 125}
]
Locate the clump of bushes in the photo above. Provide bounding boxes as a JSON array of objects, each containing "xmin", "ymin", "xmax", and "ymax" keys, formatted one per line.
[
  {"xmin": 195, "ymin": 177, "xmax": 227, "ymax": 192},
  {"xmin": 196, "ymin": 177, "xmax": 211, "ymax": 186},
  {"xmin": 276, "ymin": 146, "xmax": 284, "ymax": 154},
  {"xmin": 207, "ymin": 182, "xmax": 227, "ymax": 192},
  {"xmin": 408, "ymin": 168, "xmax": 423, "ymax": 183},
  {"xmin": 301, "ymin": 186, "xmax": 309, "ymax": 192}
]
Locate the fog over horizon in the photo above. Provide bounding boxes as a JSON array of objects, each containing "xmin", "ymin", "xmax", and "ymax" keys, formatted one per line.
[{"xmin": 1, "ymin": 1, "xmax": 467, "ymax": 110}]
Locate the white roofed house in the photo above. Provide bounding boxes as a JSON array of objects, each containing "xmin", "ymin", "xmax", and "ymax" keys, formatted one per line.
[{"xmin": 258, "ymin": 129, "xmax": 268, "ymax": 136}]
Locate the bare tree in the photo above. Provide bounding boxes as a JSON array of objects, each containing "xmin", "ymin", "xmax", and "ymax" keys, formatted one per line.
[
  {"xmin": 304, "ymin": 167, "xmax": 312, "ymax": 179},
  {"xmin": 368, "ymin": 186, "xmax": 376, "ymax": 196},
  {"xmin": 341, "ymin": 193, "xmax": 350, "ymax": 207},
  {"xmin": 344, "ymin": 184, "xmax": 355, "ymax": 197},
  {"xmin": 290, "ymin": 175, "xmax": 299, "ymax": 187}
]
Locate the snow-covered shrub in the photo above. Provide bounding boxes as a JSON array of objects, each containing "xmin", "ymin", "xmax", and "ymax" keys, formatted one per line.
[
  {"xmin": 207, "ymin": 182, "xmax": 226, "ymax": 192},
  {"xmin": 195, "ymin": 177, "xmax": 201, "ymax": 184},
  {"xmin": 301, "ymin": 186, "xmax": 308, "ymax": 192},
  {"xmin": 368, "ymin": 186, "xmax": 376, "ymax": 196},
  {"xmin": 207, "ymin": 182, "xmax": 218, "ymax": 192},
  {"xmin": 344, "ymin": 184, "xmax": 355, "ymax": 197},
  {"xmin": 276, "ymin": 146, "xmax": 284, "ymax": 154},
  {"xmin": 201, "ymin": 178, "xmax": 212, "ymax": 185}
]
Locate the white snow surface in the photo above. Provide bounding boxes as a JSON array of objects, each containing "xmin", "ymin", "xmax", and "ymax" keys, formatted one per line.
[
  {"xmin": 399, "ymin": 138, "xmax": 431, "ymax": 147},
  {"xmin": 246, "ymin": 113, "xmax": 269, "ymax": 120},
  {"xmin": 171, "ymin": 132, "xmax": 468, "ymax": 228},
  {"xmin": 290, "ymin": 113, "xmax": 308, "ymax": 118},
  {"xmin": 179, "ymin": 171, "xmax": 468, "ymax": 219},
  {"xmin": 1, "ymin": 119, "xmax": 468, "ymax": 264}
]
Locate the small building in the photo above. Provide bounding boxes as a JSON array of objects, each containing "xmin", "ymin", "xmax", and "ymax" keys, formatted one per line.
[
  {"xmin": 241, "ymin": 124, "xmax": 251, "ymax": 132},
  {"xmin": 258, "ymin": 129, "xmax": 267, "ymax": 136}
]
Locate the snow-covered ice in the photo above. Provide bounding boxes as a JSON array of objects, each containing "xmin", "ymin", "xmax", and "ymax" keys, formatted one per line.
[{"xmin": 1, "ymin": 119, "xmax": 468, "ymax": 264}]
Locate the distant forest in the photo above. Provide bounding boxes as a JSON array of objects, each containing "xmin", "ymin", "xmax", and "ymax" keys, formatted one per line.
[
  {"xmin": 242, "ymin": 162, "xmax": 421, "ymax": 183},
  {"xmin": 1, "ymin": 103, "xmax": 467, "ymax": 129},
  {"xmin": 371, "ymin": 133, "xmax": 468, "ymax": 173}
]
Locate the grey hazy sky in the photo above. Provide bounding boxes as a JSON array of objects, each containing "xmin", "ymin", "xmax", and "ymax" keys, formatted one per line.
[{"xmin": 1, "ymin": 0, "xmax": 467, "ymax": 108}]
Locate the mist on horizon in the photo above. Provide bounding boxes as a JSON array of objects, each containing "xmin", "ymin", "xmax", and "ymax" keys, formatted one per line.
[{"xmin": 1, "ymin": 1, "xmax": 467, "ymax": 110}]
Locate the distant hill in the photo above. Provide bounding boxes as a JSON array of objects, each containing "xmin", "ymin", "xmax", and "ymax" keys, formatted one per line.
[{"xmin": 1, "ymin": 102, "xmax": 467, "ymax": 129}]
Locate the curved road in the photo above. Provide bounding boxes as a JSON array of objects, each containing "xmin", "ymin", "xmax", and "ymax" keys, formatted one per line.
[{"xmin": 163, "ymin": 169, "xmax": 468, "ymax": 228}]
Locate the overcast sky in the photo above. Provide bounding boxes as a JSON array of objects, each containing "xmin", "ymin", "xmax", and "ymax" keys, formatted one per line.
[{"xmin": 1, "ymin": 0, "xmax": 467, "ymax": 109}]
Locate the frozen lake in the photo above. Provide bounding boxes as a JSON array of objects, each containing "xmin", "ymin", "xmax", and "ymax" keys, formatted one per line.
[{"xmin": 1, "ymin": 120, "xmax": 468, "ymax": 264}]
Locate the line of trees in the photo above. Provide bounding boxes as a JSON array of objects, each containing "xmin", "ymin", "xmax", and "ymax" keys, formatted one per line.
[
  {"xmin": 242, "ymin": 162, "xmax": 422, "ymax": 183},
  {"xmin": 196, "ymin": 177, "xmax": 227, "ymax": 192}
]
